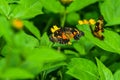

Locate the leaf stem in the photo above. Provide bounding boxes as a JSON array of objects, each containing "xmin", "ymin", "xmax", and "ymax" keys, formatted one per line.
[
  {"xmin": 41, "ymin": 71, "xmax": 47, "ymax": 80},
  {"xmin": 60, "ymin": 11, "xmax": 66, "ymax": 27},
  {"xmin": 58, "ymin": 47, "xmax": 61, "ymax": 52},
  {"xmin": 43, "ymin": 18, "xmax": 53, "ymax": 33}
]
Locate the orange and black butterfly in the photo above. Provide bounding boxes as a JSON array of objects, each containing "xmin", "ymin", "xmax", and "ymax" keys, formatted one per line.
[
  {"xmin": 49, "ymin": 26, "xmax": 84, "ymax": 44},
  {"xmin": 90, "ymin": 17, "xmax": 104, "ymax": 40}
]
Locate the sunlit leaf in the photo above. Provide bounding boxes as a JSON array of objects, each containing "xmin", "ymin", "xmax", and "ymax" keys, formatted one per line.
[
  {"xmin": 40, "ymin": 32, "xmax": 52, "ymax": 47},
  {"xmin": 26, "ymin": 48, "xmax": 66, "ymax": 63},
  {"xmin": 0, "ymin": 16, "xmax": 13, "ymax": 44},
  {"xmin": 99, "ymin": 0, "xmax": 120, "ymax": 25},
  {"xmin": 13, "ymin": 31, "xmax": 39, "ymax": 48},
  {"xmin": 78, "ymin": 37, "xmax": 95, "ymax": 54},
  {"xmin": 40, "ymin": 0, "xmax": 65, "ymax": 13},
  {"xmin": 40, "ymin": 62, "xmax": 67, "ymax": 74},
  {"xmin": 64, "ymin": 50, "xmax": 79, "ymax": 57},
  {"xmin": 114, "ymin": 70, "xmax": 120, "ymax": 80},
  {"xmin": 0, "ymin": 59, "xmax": 6, "ymax": 77},
  {"xmin": 22, "ymin": 47, "xmax": 66, "ymax": 74},
  {"xmin": 11, "ymin": 0, "xmax": 43, "ymax": 19},
  {"xmin": 0, "ymin": 0, "xmax": 11, "ymax": 17},
  {"xmin": 66, "ymin": 12, "xmax": 80, "ymax": 25},
  {"xmin": 77, "ymin": 24, "xmax": 120, "ymax": 54},
  {"xmin": 1, "ymin": 68, "xmax": 34, "ymax": 79},
  {"xmin": 73, "ymin": 42, "xmax": 86, "ymax": 55},
  {"xmin": 67, "ymin": 58, "xmax": 98, "ymax": 80},
  {"xmin": 6, "ymin": 0, "xmax": 19, "ymax": 3},
  {"xmin": 67, "ymin": 0, "xmax": 98, "ymax": 13},
  {"xmin": 24, "ymin": 20, "xmax": 41, "ymax": 40},
  {"xmin": 96, "ymin": 58, "xmax": 114, "ymax": 80}
]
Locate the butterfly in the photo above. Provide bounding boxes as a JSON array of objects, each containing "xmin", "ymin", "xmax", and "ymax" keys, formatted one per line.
[
  {"xmin": 90, "ymin": 17, "xmax": 104, "ymax": 40},
  {"xmin": 49, "ymin": 25, "xmax": 84, "ymax": 44}
]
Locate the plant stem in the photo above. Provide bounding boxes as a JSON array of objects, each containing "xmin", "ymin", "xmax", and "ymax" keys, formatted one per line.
[
  {"xmin": 41, "ymin": 71, "xmax": 46, "ymax": 80},
  {"xmin": 36, "ymin": 76, "xmax": 40, "ymax": 80},
  {"xmin": 60, "ymin": 11, "xmax": 66, "ymax": 27},
  {"xmin": 58, "ymin": 47, "xmax": 61, "ymax": 52},
  {"xmin": 43, "ymin": 18, "xmax": 53, "ymax": 33},
  {"xmin": 58, "ymin": 70, "xmax": 63, "ymax": 80}
]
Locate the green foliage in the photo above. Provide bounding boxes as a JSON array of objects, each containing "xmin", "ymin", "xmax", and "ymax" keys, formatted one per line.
[
  {"xmin": 1, "ymin": 68, "xmax": 34, "ymax": 79},
  {"xmin": 0, "ymin": 16, "xmax": 13, "ymax": 44},
  {"xmin": 77, "ymin": 24, "xmax": 120, "ymax": 54},
  {"xmin": 67, "ymin": 0, "xmax": 98, "ymax": 13},
  {"xmin": 67, "ymin": 58, "xmax": 98, "ymax": 80},
  {"xmin": 40, "ymin": 0, "xmax": 65, "ymax": 13},
  {"xmin": 24, "ymin": 20, "xmax": 41, "ymax": 40},
  {"xmin": 96, "ymin": 58, "xmax": 114, "ymax": 80},
  {"xmin": 66, "ymin": 12, "xmax": 80, "ymax": 25},
  {"xmin": 22, "ymin": 47, "xmax": 66, "ymax": 75},
  {"xmin": 0, "ymin": 0, "xmax": 120, "ymax": 80},
  {"xmin": 40, "ymin": 32, "xmax": 53, "ymax": 47},
  {"xmin": 114, "ymin": 70, "xmax": 120, "ymax": 80},
  {"xmin": 0, "ymin": 0, "xmax": 11, "ymax": 17},
  {"xmin": 11, "ymin": 0, "xmax": 43, "ymax": 19},
  {"xmin": 73, "ymin": 42, "xmax": 86, "ymax": 55},
  {"xmin": 99, "ymin": 0, "xmax": 120, "ymax": 25}
]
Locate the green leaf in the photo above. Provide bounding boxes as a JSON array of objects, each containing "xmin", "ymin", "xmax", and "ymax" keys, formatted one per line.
[
  {"xmin": 0, "ymin": 33, "xmax": 2, "ymax": 38},
  {"xmin": 64, "ymin": 50, "xmax": 79, "ymax": 57},
  {"xmin": 78, "ymin": 37, "xmax": 95, "ymax": 54},
  {"xmin": 77, "ymin": 25, "xmax": 120, "ymax": 54},
  {"xmin": 0, "ymin": 0, "xmax": 11, "ymax": 17},
  {"xmin": 40, "ymin": 62, "xmax": 67, "ymax": 74},
  {"xmin": 109, "ymin": 62, "xmax": 120, "ymax": 72},
  {"xmin": 7, "ymin": 0, "xmax": 19, "ymax": 14},
  {"xmin": 99, "ymin": 0, "xmax": 120, "ymax": 25},
  {"xmin": 1, "ymin": 31, "xmax": 38, "ymax": 57},
  {"xmin": 13, "ymin": 31, "xmax": 39, "ymax": 49},
  {"xmin": 22, "ymin": 47, "xmax": 66, "ymax": 74},
  {"xmin": 1, "ymin": 68, "xmax": 34, "ymax": 79},
  {"xmin": 67, "ymin": 0, "xmax": 98, "ymax": 13},
  {"xmin": 6, "ymin": 0, "xmax": 19, "ymax": 3},
  {"xmin": 0, "ymin": 59, "xmax": 6, "ymax": 76},
  {"xmin": 96, "ymin": 58, "xmax": 114, "ymax": 80},
  {"xmin": 0, "ymin": 16, "xmax": 13, "ymax": 44},
  {"xmin": 4, "ymin": 51, "xmax": 21, "ymax": 67},
  {"xmin": 24, "ymin": 20, "xmax": 41, "ymax": 40},
  {"xmin": 11, "ymin": 0, "xmax": 43, "ymax": 19},
  {"xmin": 66, "ymin": 12, "xmax": 80, "ymax": 25},
  {"xmin": 26, "ymin": 48, "xmax": 66, "ymax": 63},
  {"xmin": 67, "ymin": 58, "xmax": 98, "ymax": 80},
  {"xmin": 114, "ymin": 70, "xmax": 120, "ymax": 80},
  {"xmin": 40, "ymin": 32, "xmax": 52, "ymax": 47},
  {"xmin": 73, "ymin": 42, "xmax": 86, "ymax": 55},
  {"xmin": 40, "ymin": 0, "xmax": 65, "ymax": 13},
  {"xmin": 84, "ymin": 11, "xmax": 99, "ymax": 20}
]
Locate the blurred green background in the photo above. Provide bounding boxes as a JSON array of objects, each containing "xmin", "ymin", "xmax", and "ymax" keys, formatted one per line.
[{"xmin": 0, "ymin": 0, "xmax": 120, "ymax": 80}]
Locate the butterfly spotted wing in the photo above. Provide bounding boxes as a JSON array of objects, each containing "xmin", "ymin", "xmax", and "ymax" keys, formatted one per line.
[{"xmin": 90, "ymin": 17, "xmax": 104, "ymax": 40}]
